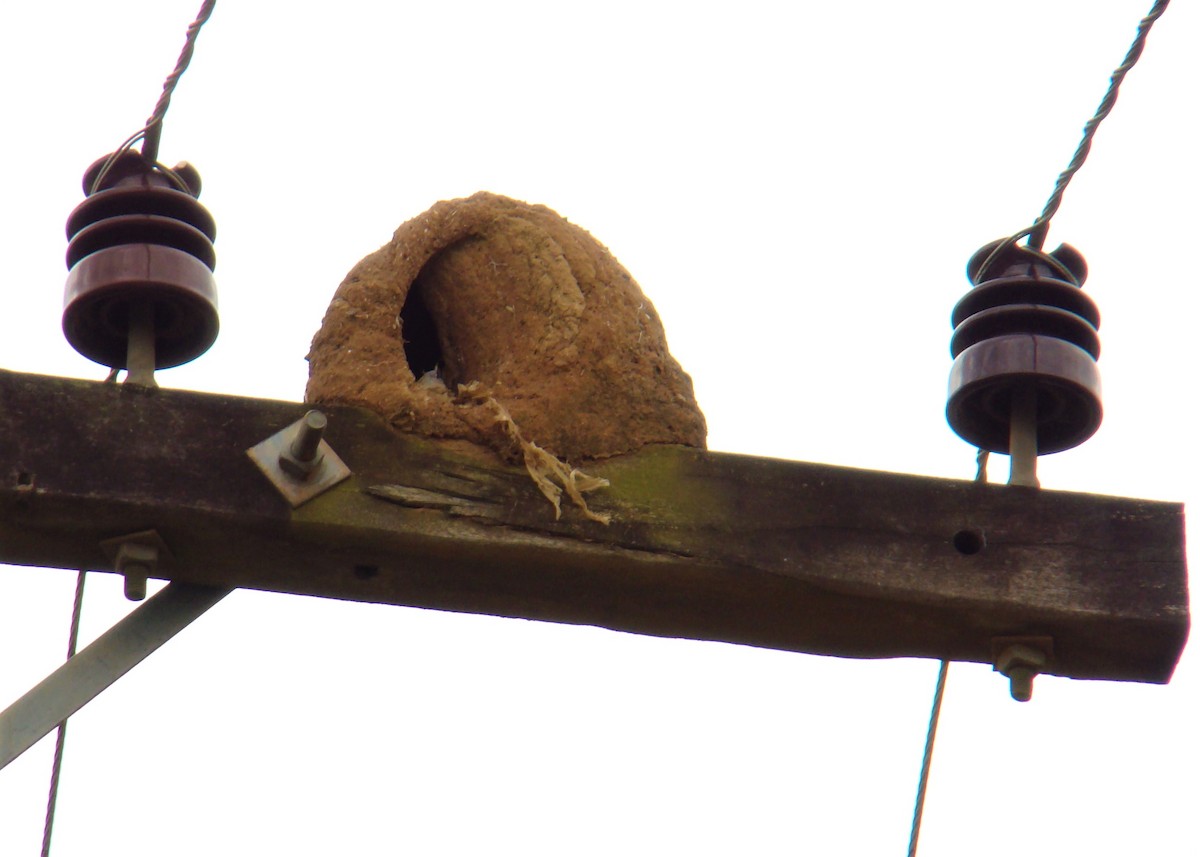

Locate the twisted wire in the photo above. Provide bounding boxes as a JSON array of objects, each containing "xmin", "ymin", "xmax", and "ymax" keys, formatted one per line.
[
  {"xmin": 974, "ymin": 447, "xmax": 989, "ymax": 483},
  {"xmin": 972, "ymin": 0, "xmax": 1171, "ymax": 284},
  {"xmin": 1027, "ymin": 0, "xmax": 1170, "ymax": 250},
  {"xmin": 88, "ymin": 0, "xmax": 217, "ymax": 194},
  {"xmin": 142, "ymin": 0, "xmax": 217, "ymax": 163},
  {"xmin": 914, "ymin": 10, "xmax": 1171, "ymax": 839},
  {"xmin": 43, "ymin": 1, "xmax": 218, "ymax": 844},
  {"xmin": 40, "ymin": 571, "xmax": 87, "ymax": 857}
]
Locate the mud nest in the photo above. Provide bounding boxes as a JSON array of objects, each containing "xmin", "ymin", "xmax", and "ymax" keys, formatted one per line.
[{"xmin": 306, "ymin": 192, "xmax": 706, "ymax": 469}]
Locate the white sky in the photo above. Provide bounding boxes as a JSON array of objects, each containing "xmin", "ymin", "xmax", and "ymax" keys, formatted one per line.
[{"xmin": 0, "ymin": 1, "xmax": 1196, "ymax": 854}]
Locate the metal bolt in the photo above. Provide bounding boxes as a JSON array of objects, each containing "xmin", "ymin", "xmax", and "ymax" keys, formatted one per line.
[
  {"xmin": 114, "ymin": 542, "xmax": 158, "ymax": 602},
  {"xmin": 1008, "ymin": 381, "xmax": 1040, "ymax": 488},
  {"xmin": 291, "ymin": 410, "xmax": 327, "ymax": 461},
  {"xmin": 995, "ymin": 643, "xmax": 1048, "ymax": 702},
  {"xmin": 247, "ymin": 412, "xmax": 352, "ymax": 507},
  {"xmin": 122, "ymin": 564, "xmax": 149, "ymax": 601},
  {"xmin": 124, "ymin": 300, "xmax": 158, "ymax": 389},
  {"xmin": 1006, "ymin": 665, "xmax": 1036, "ymax": 702},
  {"xmin": 279, "ymin": 410, "xmax": 328, "ymax": 480}
]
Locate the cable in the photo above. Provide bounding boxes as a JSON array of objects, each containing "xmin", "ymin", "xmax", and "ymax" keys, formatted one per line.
[
  {"xmin": 42, "ymin": 3, "xmax": 219, "ymax": 829},
  {"xmin": 89, "ymin": 0, "xmax": 218, "ymax": 194},
  {"xmin": 907, "ymin": 436, "xmax": 994, "ymax": 853},
  {"xmin": 973, "ymin": 0, "xmax": 1171, "ymax": 281},
  {"xmin": 40, "ymin": 571, "xmax": 87, "ymax": 857},
  {"xmin": 142, "ymin": 0, "xmax": 217, "ymax": 164},
  {"xmin": 974, "ymin": 447, "xmax": 989, "ymax": 483},
  {"xmin": 1027, "ymin": 0, "xmax": 1170, "ymax": 250},
  {"xmin": 907, "ymin": 659, "xmax": 949, "ymax": 857},
  {"xmin": 919, "ymin": 3, "xmax": 1170, "ymax": 825}
]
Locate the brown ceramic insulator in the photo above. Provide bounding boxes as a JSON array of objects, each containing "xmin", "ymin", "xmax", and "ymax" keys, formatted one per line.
[
  {"xmin": 62, "ymin": 151, "xmax": 218, "ymax": 370},
  {"xmin": 946, "ymin": 239, "xmax": 1102, "ymax": 454},
  {"xmin": 63, "ymin": 244, "xmax": 219, "ymax": 369},
  {"xmin": 947, "ymin": 334, "xmax": 1102, "ymax": 454}
]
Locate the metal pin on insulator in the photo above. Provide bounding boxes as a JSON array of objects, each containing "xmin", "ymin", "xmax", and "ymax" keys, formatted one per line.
[
  {"xmin": 63, "ymin": 151, "xmax": 219, "ymax": 386},
  {"xmin": 947, "ymin": 239, "xmax": 1102, "ymax": 484}
]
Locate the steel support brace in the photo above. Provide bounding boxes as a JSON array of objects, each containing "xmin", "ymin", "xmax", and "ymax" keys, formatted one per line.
[{"xmin": 0, "ymin": 583, "xmax": 231, "ymax": 769}]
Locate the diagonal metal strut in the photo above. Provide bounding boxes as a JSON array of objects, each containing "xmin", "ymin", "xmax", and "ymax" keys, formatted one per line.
[{"xmin": 0, "ymin": 582, "xmax": 230, "ymax": 769}]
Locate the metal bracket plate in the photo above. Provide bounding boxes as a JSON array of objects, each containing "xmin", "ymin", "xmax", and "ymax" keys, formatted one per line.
[{"xmin": 246, "ymin": 410, "xmax": 352, "ymax": 507}]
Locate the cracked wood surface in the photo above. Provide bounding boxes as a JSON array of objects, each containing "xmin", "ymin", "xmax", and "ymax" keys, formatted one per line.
[{"xmin": 0, "ymin": 369, "xmax": 1188, "ymax": 683}]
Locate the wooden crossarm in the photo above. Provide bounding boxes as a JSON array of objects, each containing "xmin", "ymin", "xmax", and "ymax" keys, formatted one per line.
[{"xmin": 0, "ymin": 369, "xmax": 1188, "ymax": 683}]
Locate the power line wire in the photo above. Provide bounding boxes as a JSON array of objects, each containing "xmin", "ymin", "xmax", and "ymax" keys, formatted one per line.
[
  {"xmin": 917, "ymin": 11, "xmax": 1174, "ymax": 848},
  {"xmin": 40, "ymin": 572, "xmax": 86, "ymax": 857},
  {"xmin": 1027, "ymin": 0, "xmax": 1170, "ymax": 250},
  {"xmin": 907, "ymin": 659, "xmax": 949, "ymax": 857},
  {"xmin": 909, "ymin": 413, "xmax": 992, "ymax": 853},
  {"xmin": 89, "ymin": 0, "xmax": 218, "ymax": 194},
  {"xmin": 142, "ymin": 0, "xmax": 217, "ymax": 164},
  {"xmin": 974, "ymin": 0, "xmax": 1171, "ymax": 282},
  {"xmin": 41, "ymin": 3, "xmax": 220, "ymax": 850}
]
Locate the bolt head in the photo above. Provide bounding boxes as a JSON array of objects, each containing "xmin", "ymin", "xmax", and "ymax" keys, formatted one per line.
[
  {"xmin": 278, "ymin": 448, "xmax": 324, "ymax": 480},
  {"xmin": 995, "ymin": 644, "xmax": 1047, "ymax": 676}
]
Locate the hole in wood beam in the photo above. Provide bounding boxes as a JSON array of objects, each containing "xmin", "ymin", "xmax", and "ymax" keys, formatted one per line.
[
  {"xmin": 953, "ymin": 529, "xmax": 986, "ymax": 555},
  {"xmin": 353, "ymin": 564, "xmax": 379, "ymax": 581},
  {"xmin": 14, "ymin": 470, "xmax": 34, "ymax": 508}
]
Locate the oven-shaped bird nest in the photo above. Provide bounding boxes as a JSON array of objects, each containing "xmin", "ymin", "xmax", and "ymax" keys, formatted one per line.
[{"xmin": 306, "ymin": 192, "xmax": 706, "ymax": 519}]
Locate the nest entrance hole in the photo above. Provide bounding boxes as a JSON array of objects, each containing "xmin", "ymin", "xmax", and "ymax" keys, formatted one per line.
[{"xmin": 399, "ymin": 277, "xmax": 443, "ymax": 381}]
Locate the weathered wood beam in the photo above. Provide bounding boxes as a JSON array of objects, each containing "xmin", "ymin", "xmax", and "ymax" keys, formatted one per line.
[{"xmin": 0, "ymin": 369, "xmax": 1188, "ymax": 683}]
